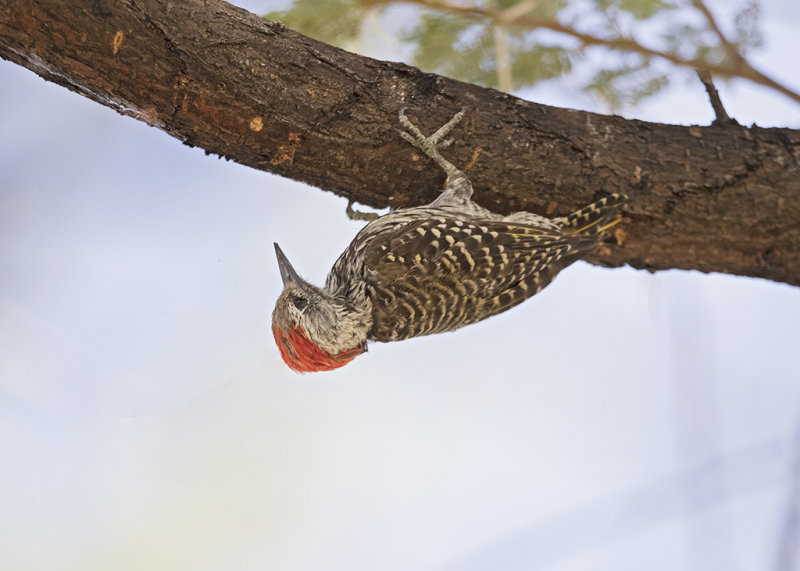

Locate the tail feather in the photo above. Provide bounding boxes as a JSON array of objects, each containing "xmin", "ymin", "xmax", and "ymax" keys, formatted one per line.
[{"xmin": 554, "ymin": 193, "xmax": 627, "ymax": 236}]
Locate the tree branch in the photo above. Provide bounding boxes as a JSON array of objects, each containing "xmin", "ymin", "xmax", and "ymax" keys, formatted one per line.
[
  {"xmin": 1, "ymin": 0, "xmax": 799, "ymax": 286},
  {"xmin": 691, "ymin": 0, "xmax": 740, "ymax": 62},
  {"xmin": 390, "ymin": 0, "xmax": 800, "ymax": 105},
  {"xmin": 696, "ymin": 69, "xmax": 734, "ymax": 125}
]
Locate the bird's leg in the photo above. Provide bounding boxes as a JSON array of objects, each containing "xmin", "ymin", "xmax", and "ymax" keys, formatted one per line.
[
  {"xmin": 396, "ymin": 107, "xmax": 474, "ymax": 202},
  {"xmin": 346, "ymin": 199, "xmax": 379, "ymax": 221}
]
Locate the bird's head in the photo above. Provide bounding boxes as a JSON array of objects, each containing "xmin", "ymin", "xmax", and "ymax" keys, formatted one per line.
[{"xmin": 271, "ymin": 243, "xmax": 368, "ymax": 373}]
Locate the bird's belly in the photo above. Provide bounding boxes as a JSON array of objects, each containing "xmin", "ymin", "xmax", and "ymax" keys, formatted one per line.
[{"xmin": 367, "ymin": 282, "xmax": 480, "ymax": 342}]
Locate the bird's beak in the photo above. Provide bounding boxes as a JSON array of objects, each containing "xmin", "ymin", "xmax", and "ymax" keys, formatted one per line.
[{"xmin": 274, "ymin": 243, "xmax": 303, "ymax": 286}]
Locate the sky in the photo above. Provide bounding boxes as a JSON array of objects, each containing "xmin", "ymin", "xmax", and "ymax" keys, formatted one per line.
[{"xmin": 1, "ymin": 1, "xmax": 800, "ymax": 570}]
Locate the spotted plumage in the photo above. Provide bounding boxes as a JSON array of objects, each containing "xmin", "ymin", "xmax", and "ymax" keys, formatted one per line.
[{"xmin": 272, "ymin": 108, "xmax": 626, "ymax": 372}]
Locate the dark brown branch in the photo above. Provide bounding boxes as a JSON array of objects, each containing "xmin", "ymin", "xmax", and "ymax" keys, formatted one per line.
[
  {"xmin": 1, "ymin": 0, "xmax": 799, "ymax": 285},
  {"xmin": 696, "ymin": 69, "xmax": 735, "ymax": 125}
]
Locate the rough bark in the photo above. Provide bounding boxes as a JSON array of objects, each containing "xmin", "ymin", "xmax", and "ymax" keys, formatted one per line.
[{"xmin": 2, "ymin": 0, "xmax": 798, "ymax": 285}]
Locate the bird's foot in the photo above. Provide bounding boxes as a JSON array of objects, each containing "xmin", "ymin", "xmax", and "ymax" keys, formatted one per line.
[
  {"xmin": 396, "ymin": 107, "xmax": 466, "ymax": 159},
  {"xmin": 346, "ymin": 199, "xmax": 380, "ymax": 222},
  {"xmin": 395, "ymin": 107, "xmax": 467, "ymax": 180}
]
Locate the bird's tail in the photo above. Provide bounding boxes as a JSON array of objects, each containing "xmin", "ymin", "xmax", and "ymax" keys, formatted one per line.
[{"xmin": 554, "ymin": 193, "xmax": 627, "ymax": 236}]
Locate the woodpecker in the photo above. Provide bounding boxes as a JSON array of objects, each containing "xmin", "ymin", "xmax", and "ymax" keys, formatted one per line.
[{"xmin": 272, "ymin": 108, "xmax": 626, "ymax": 373}]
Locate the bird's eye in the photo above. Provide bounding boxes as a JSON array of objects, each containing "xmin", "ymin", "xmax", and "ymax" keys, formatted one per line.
[{"xmin": 291, "ymin": 295, "xmax": 308, "ymax": 311}]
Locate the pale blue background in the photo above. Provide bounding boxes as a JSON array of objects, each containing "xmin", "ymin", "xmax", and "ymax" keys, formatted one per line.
[{"xmin": 1, "ymin": 1, "xmax": 800, "ymax": 569}]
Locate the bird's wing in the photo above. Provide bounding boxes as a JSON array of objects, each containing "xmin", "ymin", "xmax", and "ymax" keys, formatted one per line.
[{"xmin": 363, "ymin": 216, "xmax": 587, "ymax": 341}]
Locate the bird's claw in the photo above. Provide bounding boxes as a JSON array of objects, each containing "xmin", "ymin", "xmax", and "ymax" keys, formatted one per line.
[{"xmin": 396, "ymin": 107, "xmax": 466, "ymax": 155}]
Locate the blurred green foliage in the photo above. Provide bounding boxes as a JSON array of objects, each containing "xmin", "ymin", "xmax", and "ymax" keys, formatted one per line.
[
  {"xmin": 264, "ymin": 0, "xmax": 763, "ymax": 110},
  {"xmin": 265, "ymin": 0, "xmax": 364, "ymax": 47}
]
